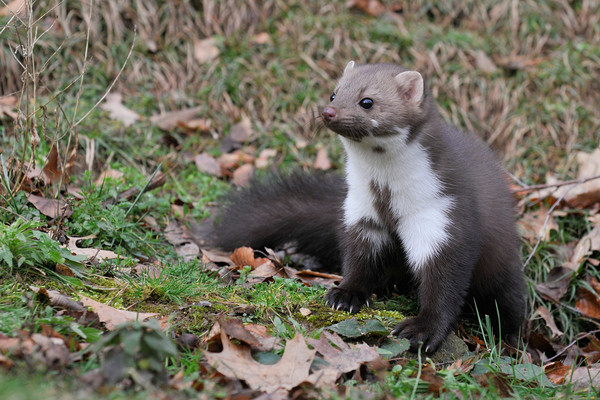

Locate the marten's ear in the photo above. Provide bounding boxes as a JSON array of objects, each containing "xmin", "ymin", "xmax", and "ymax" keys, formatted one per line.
[
  {"xmin": 394, "ymin": 71, "xmax": 424, "ymax": 105},
  {"xmin": 343, "ymin": 61, "xmax": 355, "ymax": 75}
]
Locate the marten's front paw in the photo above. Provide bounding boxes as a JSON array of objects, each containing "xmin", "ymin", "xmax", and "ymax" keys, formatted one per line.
[
  {"xmin": 325, "ymin": 287, "xmax": 370, "ymax": 314},
  {"xmin": 391, "ymin": 317, "xmax": 448, "ymax": 354}
]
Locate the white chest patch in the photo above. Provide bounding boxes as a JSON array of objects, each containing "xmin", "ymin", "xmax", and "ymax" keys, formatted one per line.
[{"xmin": 341, "ymin": 134, "xmax": 454, "ymax": 272}]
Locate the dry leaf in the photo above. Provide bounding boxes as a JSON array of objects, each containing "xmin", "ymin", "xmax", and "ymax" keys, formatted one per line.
[
  {"xmin": 306, "ymin": 331, "xmax": 382, "ymax": 386},
  {"xmin": 283, "ymin": 266, "xmax": 342, "ymax": 288},
  {"xmin": 230, "ymin": 118, "xmax": 253, "ymax": 143},
  {"xmin": 194, "ymin": 37, "xmax": 220, "ymax": 63},
  {"xmin": 575, "ymin": 285, "xmax": 600, "ymax": 319},
  {"xmin": 528, "ymin": 148, "xmax": 600, "ymax": 208},
  {"xmin": 79, "ymin": 295, "xmax": 158, "ymax": 330},
  {"xmin": 150, "ymin": 106, "xmax": 203, "ymax": 131},
  {"xmin": 100, "ymin": 93, "xmax": 140, "ymax": 127},
  {"xmin": 535, "ymin": 305, "xmax": 563, "ymax": 338},
  {"xmin": 571, "ymin": 366, "xmax": 600, "ymax": 391},
  {"xmin": 252, "ymin": 32, "xmax": 271, "ymax": 45},
  {"xmin": 205, "ymin": 330, "xmax": 315, "ymax": 393},
  {"xmin": 0, "ymin": 95, "xmax": 18, "ymax": 119},
  {"xmin": 231, "ymin": 247, "xmax": 255, "ymax": 268},
  {"xmin": 66, "ymin": 237, "xmax": 120, "ymax": 262},
  {"xmin": 178, "ymin": 118, "xmax": 211, "ymax": 134},
  {"xmin": 496, "ymin": 55, "xmax": 544, "ymax": 71},
  {"xmin": 27, "ymin": 193, "xmax": 72, "ymax": 219},
  {"xmin": 42, "ymin": 144, "xmax": 60, "ymax": 185},
  {"xmin": 255, "ymin": 148, "xmax": 277, "ymax": 169},
  {"xmin": 94, "ymin": 169, "xmax": 124, "ymax": 185},
  {"xmin": 518, "ymin": 207, "xmax": 558, "ymax": 242},
  {"xmin": 233, "ymin": 163, "xmax": 255, "ymax": 187},
  {"xmin": 346, "ymin": 0, "xmax": 387, "ymax": 17},
  {"xmin": 194, "ymin": 153, "xmax": 222, "ymax": 176},
  {"xmin": 470, "ymin": 50, "xmax": 497, "ymax": 73},
  {"xmin": 535, "ymin": 266, "xmax": 572, "ymax": 303},
  {"xmin": 218, "ymin": 151, "xmax": 255, "ymax": 172},
  {"xmin": 0, "ymin": 0, "xmax": 26, "ymax": 17},
  {"xmin": 164, "ymin": 220, "xmax": 200, "ymax": 261},
  {"xmin": 571, "ymin": 225, "xmax": 600, "ymax": 265},
  {"xmin": 314, "ymin": 148, "xmax": 332, "ymax": 171},
  {"xmin": 544, "ymin": 361, "xmax": 571, "ymax": 385}
]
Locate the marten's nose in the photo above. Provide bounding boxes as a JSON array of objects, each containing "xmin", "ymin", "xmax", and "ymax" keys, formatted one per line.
[{"xmin": 322, "ymin": 106, "xmax": 337, "ymax": 121}]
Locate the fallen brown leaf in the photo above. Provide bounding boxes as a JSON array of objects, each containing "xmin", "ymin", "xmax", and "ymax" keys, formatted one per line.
[
  {"xmin": 150, "ymin": 106, "xmax": 203, "ymax": 131},
  {"xmin": 100, "ymin": 93, "xmax": 140, "ymax": 127},
  {"xmin": 346, "ymin": 0, "xmax": 387, "ymax": 17},
  {"xmin": 535, "ymin": 266, "xmax": 572, "ymax": 303},
  {"xmin": 205, "ymin": 330, "xmax": 315, "ymax": 394},
  {"xmin": 66, "ymin": 237, "xmax": 120, "ymax": 262},
  {"xmin": 544, "ymin": 361, "xmax": 571, "ymax": 385},
  {"xmin": 164, "ymin": 220, "xmax": 200, "ymax": 261},
  {"xmin": 571, "ymin": 225, "xmax": 600, "ymax": 265},
  {"xmin": 575, "ymin": 286, "xmax": 600, "ymax": 319},
  {"xmin": 230, "ymin": 118, "xmax": 253, "ymax": 143},
  {"xmin": 252, "ymin": 32, "xmax": 271, "ymax": 45},
  {"xmin": 194, "ymin": 37, "xmax": 220, "ymax": 63},
  {"xmin": 231, "ymin": 247, "xmax": 256, "ymax": 268},
  {"xmin": 27, "ymin": 193, "xmax": 72, "ymax": 219},
  {"xmin": 0, "ymin": 0, "xmax": 26, "ymax": 17},
  {"xmin": 78, "ymin": 295, "xmax": 158, "ymax": 330},
  {"xmin": 306, "ymin": 331, "xmax": 383, "ymax": 386},
  {"xmin": 314, "ymin": 148, "xmax": 332, "ymax": 171},
  {"xmin": 518, "ymin": 207, "xmax": 558, "ymax": 242},
  {"xmin": 535, "ymin": 305, "xmax": 563, "ymax": 338},
  {"xmin": 94, "ymin": 169, "xmax": 124, "ymax": 185},
  {"xmin": 470, "ymin": 50, "xmax": 497, "ymax": 73},
  {"xmin": 255, "ymin": 148, "xmax": 277, "ymax": 169},
  {"xmin": 194, "ymin": 153, "xmax": 222, "ymax": 176},
  {"xmin": 232, "ymin": 163, "xmax": 255, "ymax": 187},
  {"xmin": 0, "ymin": 95, "xmax": 18, "ymax": 119}
]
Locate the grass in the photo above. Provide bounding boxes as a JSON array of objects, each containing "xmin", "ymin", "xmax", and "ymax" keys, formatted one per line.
[{"xmin": 1, "ymin": 0, "xmax": 599, "ymax": 398}]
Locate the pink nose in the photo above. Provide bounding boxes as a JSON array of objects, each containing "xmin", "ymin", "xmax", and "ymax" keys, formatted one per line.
[{"xmin": 322, "ymin": 106, "xmax": 337, "ymax": 121}]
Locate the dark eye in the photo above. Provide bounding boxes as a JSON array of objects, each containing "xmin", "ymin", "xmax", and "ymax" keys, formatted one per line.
[
  {"xmin": 330, "ymin": 93, "xmax": 336, "ymax": 102},
  {"xmin": 359, "ymin": 98, "xmax": 373, "ymax": 109}
]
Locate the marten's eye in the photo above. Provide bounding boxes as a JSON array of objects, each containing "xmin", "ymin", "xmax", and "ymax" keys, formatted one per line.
[
  {"xmin": 330, "ymin": 93, "xmax": 336, "ymax": 102},
  {"xmin": 359, "ymin": 98, "xmax": 374, "ymax": 109}
]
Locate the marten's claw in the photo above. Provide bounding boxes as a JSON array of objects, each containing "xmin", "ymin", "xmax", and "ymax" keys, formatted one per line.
[
  {"xmin": 325, "ymin": 287, "xmax": 369, "ymax": 314},
  {"xmin": 392, "ymin": 316, "xmax": 449, "ymax": 354}
]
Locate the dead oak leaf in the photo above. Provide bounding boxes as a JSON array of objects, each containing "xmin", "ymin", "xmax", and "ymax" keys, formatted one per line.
[
  {"xmin": 306, "ymin": 331, "xmax": 383, "ymax": 386},
  {"xmin": 100, "ymin": 93, "xmax": 140, "ymax": 127},
  {"xmin": 78, "ymin": 295, "xmax": 158, "ymax": 330},
  {"xmin": 205, "ymin": 330, "xmax": 315, "ymax": 394}
]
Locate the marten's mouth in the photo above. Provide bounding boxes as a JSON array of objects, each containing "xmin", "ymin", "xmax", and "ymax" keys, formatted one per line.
[{"xmin": 323, "ymin": 120, "xmax": 366, "ymax": 142}]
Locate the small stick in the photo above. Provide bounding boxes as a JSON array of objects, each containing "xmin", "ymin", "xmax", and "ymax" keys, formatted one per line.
[{"xmin": 512, "ymin": 174, "xmax": 600, "ymax": 195}]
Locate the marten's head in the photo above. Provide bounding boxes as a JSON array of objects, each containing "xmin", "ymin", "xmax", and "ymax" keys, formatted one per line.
[{"xmin": 322, "ymin": 62, "xmax": 435, "ymax": 143}]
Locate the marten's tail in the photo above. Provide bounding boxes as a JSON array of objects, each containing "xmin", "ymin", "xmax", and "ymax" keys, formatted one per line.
[{"xmin": 213, "ymin": 171, "xmax": 346, "ymax": 271}]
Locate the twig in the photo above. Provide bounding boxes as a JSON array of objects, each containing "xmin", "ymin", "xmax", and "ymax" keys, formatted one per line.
[{"xmin": 512, "ymin": 174, "xmax": 600, "ymax": 195}]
